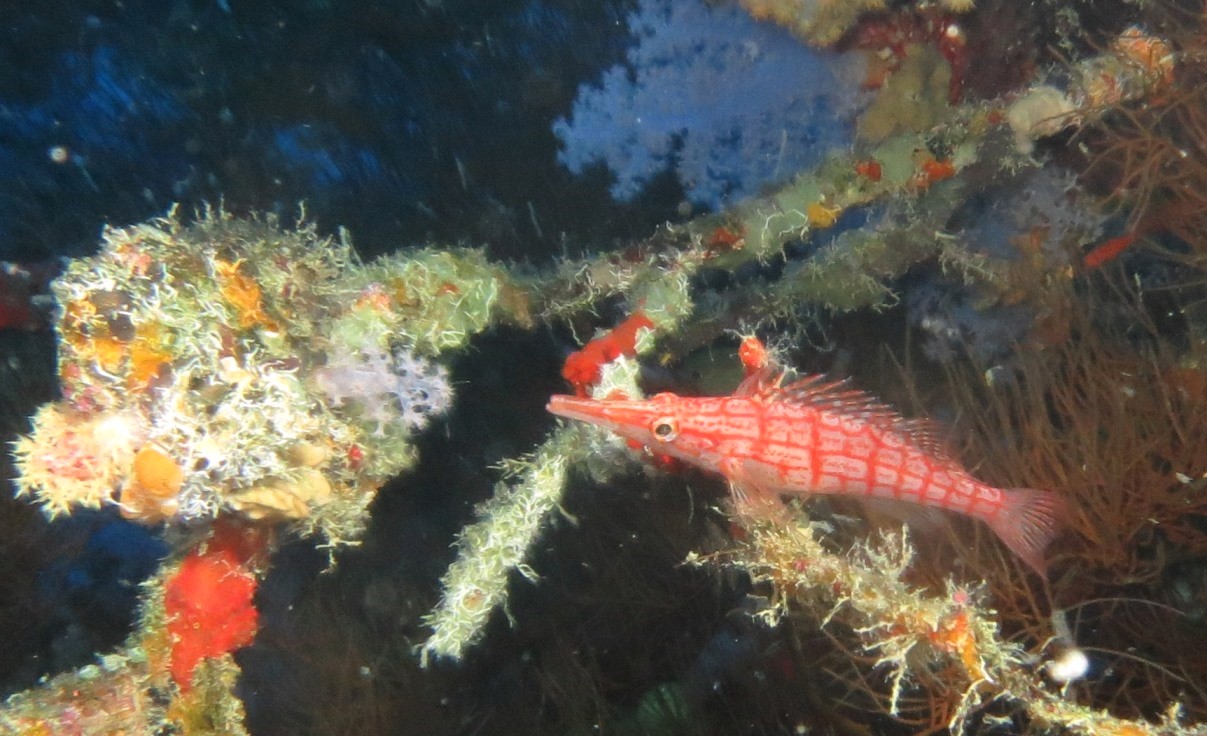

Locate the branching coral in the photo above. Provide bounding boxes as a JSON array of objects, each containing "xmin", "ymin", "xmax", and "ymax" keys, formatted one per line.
[
  {"xmin": 708, "ymin": 516, "xmax": 1030, "ymax": 733},
  {"xmin": 1080, "ymin": 10, "xmax": 1207, "ymax": 274},
  {"xmin": 914, "ymin": 281, "xmax": 1207, "ymax": 727}
]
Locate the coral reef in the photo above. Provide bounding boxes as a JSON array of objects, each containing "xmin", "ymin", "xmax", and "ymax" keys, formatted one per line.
[
  {"xmin": 1006, "ymin": 24, "xmax": 1176, "ymax": 155},
  {"xmin": 6, "ymin": 3, "xmax": 1207, "ymax": 734},
  {"xmin": 1080, "ymin": 15, "xmax": 1207, "ymax": 273},
  {"xmin": 413, "ymin": 17, "xmax": 1205, "ymax": 736},
  {"xmin": 8, "ymin": 210, "xmax": 508, "ymax": 542}
]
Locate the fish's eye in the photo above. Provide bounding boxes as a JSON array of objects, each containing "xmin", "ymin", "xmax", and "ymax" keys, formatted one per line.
[{"xmin": 651, "ymin": 417, "xmax": 678, "ymax": 441}]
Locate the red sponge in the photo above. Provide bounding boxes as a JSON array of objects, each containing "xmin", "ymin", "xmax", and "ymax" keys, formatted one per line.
[{"xmin": 164, "ymin": 526, "xmax": 262, "ymax": 691}]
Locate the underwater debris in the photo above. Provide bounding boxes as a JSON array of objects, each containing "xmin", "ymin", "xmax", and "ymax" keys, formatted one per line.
[
  {"xmin": 8, "ymin": 209, "xmax": 501, "ymax": 543},
  {"xmin": 1007, "ymin": 25, "xmax": 1176, "ymax": 154}
]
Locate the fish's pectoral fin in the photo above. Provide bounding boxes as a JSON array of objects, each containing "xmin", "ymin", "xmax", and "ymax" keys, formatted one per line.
[
  {"xmin": 727, "ymin": 479, "xmax": 754, "ymax": 507},
  {"xmin": 986, "ymin": 487, "xmax": 1066, "ymax": 576},
  {"xmin": 728, "ymin": 480, "xmax": 789, "ymax": 522},
  {"xmin": 722, "ymin": 458, "xmax": 789, "ymax": 519}
]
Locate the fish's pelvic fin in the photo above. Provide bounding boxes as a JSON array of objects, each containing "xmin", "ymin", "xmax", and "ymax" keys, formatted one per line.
[{"xmin": 987, "ymin": 488, "xmax": 1065, "ymax": 576}]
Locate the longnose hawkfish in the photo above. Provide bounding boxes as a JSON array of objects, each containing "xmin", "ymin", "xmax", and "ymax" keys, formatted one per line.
[{"xmin": 547, "ymin": 345, "xmax": 1064, "ymax": 575}]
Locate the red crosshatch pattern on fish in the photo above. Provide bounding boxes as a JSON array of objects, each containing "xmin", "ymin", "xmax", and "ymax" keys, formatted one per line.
[{"xmin": 547, "ymin": 345, "xmax": 1064, "ymax": 574}]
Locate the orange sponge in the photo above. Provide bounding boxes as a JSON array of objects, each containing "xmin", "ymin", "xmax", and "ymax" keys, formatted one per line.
[{"xmin": 121, "ymin": 445, "xmax": 185, "ymax": 522}]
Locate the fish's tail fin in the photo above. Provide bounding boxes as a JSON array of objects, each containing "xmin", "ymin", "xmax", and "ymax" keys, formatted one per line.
[{"xmin": 987, "ymin": 488, "xmax": 1065, "ymax": 576}]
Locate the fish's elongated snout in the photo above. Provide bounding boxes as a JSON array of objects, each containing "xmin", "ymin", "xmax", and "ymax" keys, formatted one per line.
[
  {"xmin": 546, "ymin": 395, "xmax": 611, "ymax": 425},
  {"xmin": 546, "ymin": 394, "xmax": 663, "ymax": 439}
]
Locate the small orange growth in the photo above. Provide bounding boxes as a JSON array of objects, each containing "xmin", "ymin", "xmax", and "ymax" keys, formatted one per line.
[
  {"xmin": 72, "ymin": 318, "xmax": 170, "ymax": 389},
  {"xmin": 855, "ymin": 159, "xmax": 883, "ymax": 182},
  {"xmin": 127, "ymin": 342, "xmax": 170, "ymax": 389},
  {"xmin": 133, "ymin": 445, "xmax": 185, "ymax": 498},
  {"xmin": 353, "ymin": 285, "xmax": 393, "ymax": 313},
  {"xmin": 122, "ymin": 445, "xmax": 185, "ymax": 522},
  {"xmin": 1113, "ymin": 26, "xmax": 1175, "ymax": 87},
  {"xmin": 1082, "ymin": 231, "xmax": 1140, "ymax": 270},
  {"xmin": 706, "ymin": 225, "xmax": 745, "ymax": 252},
  {"xmin": 127, "ymin": 323, "xmax": 172, "ymax": 389},
  {"xmin": 562, "ymin": 311, "xmax": 655, "ymax": 396},
  {"xmin": 91, "ymin": 335, "xmax": 128, "ymax": 373},
  {"xmin": 917, "ymin": 157, "xmax": 957, "ymax": 188},
  {"xmin": 164, "ymin": 524, "xmax": 265, "ymax": 692},
  {"xmin": 60, "ymin": 300, "xmax": 112, "ymax": 372},
  {"xmin": 738, "ymin": 335, "xmax": 769, "ymax": 375},
  {"xmin": 806, "ymin": 201, "xmax": 842, "ymax": 228},
  {"xmin": 214, "ymin": 259, "xmax": 276, "ymax": 330},
  {"xmin": 933, "ymin": 610, "xmax": 985, "ymax": 680}
]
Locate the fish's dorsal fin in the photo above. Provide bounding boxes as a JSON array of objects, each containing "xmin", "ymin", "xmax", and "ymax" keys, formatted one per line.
[
  {"xmin": 753, "ymin": 372, "xmax": 956, "ymax": 460},
  {"xmin": 734, "ymin": 365, "xmax": 781, "ymax": 398},
  {"xmin": 891, "ymin": 417, "xmax": 958, "ymax": 460}
]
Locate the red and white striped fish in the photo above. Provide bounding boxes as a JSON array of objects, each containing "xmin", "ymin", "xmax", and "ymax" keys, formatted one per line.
[{"xmin": 547, "ymin": 366, "xmax": 1064, "ymax": 574}]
